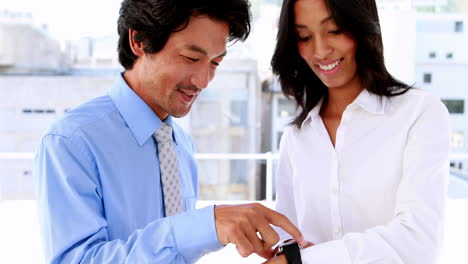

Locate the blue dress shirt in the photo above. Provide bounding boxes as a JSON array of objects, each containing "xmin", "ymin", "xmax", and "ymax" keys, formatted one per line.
[{"xmin": 34, "ymin": 73, "xmax": 222, "ymax": 264}]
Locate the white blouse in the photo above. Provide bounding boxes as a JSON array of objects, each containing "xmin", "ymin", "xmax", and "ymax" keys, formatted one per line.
[{"xmin": 275, "ymin": 88, "xmax": 451, "ymax": 264}]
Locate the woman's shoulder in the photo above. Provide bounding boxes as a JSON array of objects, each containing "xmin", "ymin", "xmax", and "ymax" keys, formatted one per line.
[
  {"xmin": 391, "ymin": 87, "xmax": 437, "ymax": 102},
  {"xmin": 387, "ymin": 88, "xmax": 448, "ymax": 115},
  {"xmin": 282, "ymin": 124, "xmax": 297, "ymax": 139},
  {"xmin": 386, "ymin": 88, "xmax": 450, "ymax": 128},
  {"xmin": 280, "ymin": 123, "xmax": 306, "ymax": 146}
]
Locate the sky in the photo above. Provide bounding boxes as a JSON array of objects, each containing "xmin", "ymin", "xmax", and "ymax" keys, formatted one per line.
[{"xmin": 2, "ymin": 0, "xmax": 122, "ymax": 40}]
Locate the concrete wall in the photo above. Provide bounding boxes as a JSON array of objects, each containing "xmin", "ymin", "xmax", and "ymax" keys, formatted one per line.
[
  {"xmin": 0, "ymin": 23, "xmax": 67, "ymax": 73},
  {"xmin": 380, "ymin": 9, "xmax": 417, "ymax": 85},
  {"xmin": 0, "ymin": 75, "xmax": 112, "ymax": 199}
]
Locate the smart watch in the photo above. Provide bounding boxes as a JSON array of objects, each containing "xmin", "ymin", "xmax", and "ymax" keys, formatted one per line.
[{"xmin": 275, "ymin": 239, "xmax": 302, "ymax": 264}]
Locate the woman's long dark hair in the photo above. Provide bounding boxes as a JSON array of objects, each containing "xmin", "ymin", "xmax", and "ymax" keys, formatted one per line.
[{"xmin": 271, "ymin": 0, "xmax": 411, "ymax": 128}]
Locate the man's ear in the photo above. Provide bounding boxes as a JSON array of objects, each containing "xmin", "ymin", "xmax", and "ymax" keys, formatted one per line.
[{"xmin": 128, "ymin": 29, "xmax": 145, "ymax": 57}]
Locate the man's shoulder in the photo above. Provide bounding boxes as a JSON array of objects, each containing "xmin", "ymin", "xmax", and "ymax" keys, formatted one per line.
[{"xmin": 43, "ymin": 95, "xmax": 118, "ymax": 139}]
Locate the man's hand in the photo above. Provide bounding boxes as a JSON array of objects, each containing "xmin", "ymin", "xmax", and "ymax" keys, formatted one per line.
[{"xmin": 214, "ymin": 203, "xmax": 304, "ymax": 258}]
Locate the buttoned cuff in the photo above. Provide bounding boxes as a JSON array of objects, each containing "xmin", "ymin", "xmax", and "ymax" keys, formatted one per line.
[
  {"xmin": 300, "ymin": 240, "xmax": 352, "ymax": 264},
  {"xmin": 172, "ymin": 205, "xmax": 223, "ymax": 262}
]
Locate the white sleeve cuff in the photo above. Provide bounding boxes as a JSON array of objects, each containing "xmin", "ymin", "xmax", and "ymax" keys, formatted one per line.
[{"xmin": 300, "ymin": 240, "xmax": 352, "ymax": 264}]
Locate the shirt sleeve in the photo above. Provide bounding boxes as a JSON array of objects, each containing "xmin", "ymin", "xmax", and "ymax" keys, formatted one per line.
[
  {"xmin": 275, "ymin": 128, "xmax": 299, "ymax": 241},
  {"xmin": 300, "ymin": 95, "xmax": 451, "ymax": 264},
  {"xmin": 34, "ymin": 134, "xmax": 222, "ymax": 264}
]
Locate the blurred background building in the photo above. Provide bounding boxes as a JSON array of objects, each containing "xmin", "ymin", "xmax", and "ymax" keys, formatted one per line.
[
  {"xmin": 414, "ymin": 14, "xmax": 468, "ymax": 173},
  {"xmin": 1, "ymin": 1, "xmax": 468, "ymax": 263},
  {"xmin": 0, "ymin": 9, "xmax": 262, "ymax": 200}
]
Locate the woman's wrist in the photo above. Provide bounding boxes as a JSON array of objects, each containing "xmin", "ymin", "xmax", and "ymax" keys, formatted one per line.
[{"xmin": 274, "ymin": 239, "xmax": 302, "ymax": 264}]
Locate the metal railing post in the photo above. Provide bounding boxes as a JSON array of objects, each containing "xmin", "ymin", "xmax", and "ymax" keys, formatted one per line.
[{"xmin": 266, "ymin": 152, "xmax": 274, "ymax": 202}]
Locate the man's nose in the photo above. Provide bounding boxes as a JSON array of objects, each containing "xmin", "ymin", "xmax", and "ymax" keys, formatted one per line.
[{"xmin": 190, "ymin": 68, "xmax": 212, "ymax": 89}]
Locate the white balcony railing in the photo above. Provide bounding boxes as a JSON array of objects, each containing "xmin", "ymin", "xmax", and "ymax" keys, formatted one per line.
[
  {"xmin": 1, "ymin": 152, "xmax": 467, "ymax": 201},
  {"xmin": 0, "ymin": 152, "xmax": 281, "ymax": 201}
]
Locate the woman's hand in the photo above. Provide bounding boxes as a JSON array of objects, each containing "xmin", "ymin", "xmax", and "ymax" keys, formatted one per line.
[
  {"xmin": 261, "ymin": 254, "xmax": 287, "ymax": 264},
  {"xmin": 261, "ymin": 240, "xmax": 314, "ymax": 263},
  {"xmin": 301, "ymin": 241, "xmax": 314, "ymax": 248}
]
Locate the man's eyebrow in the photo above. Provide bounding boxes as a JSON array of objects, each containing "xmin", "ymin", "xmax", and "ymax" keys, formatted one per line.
[
  {"xmin": 185, "ymin": 44, "xmax": 227, "ymax": 58},
  {"xmin": 186, "ymin": 44, "xmax": 207, "ymax": 55},
  {"xmin": 217, "ymin": 50, "xmax": 227, "ymax": 58}
]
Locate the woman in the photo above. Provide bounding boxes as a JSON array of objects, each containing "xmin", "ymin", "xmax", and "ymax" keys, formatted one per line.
[{"xmin": 266, "ymin": 0, "xmax": 451, "ymax": 263}]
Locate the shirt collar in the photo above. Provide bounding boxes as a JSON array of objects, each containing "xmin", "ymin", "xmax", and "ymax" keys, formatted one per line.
[
  {"xmin": 109, "ymin": 73, "xmax": 178, "ymax": 146},
  {"xmin": 301, "ymin": 89, "xmax": 386, "ymax": 127},
  {"xmin": 352, "ymin": 89, "xmax": 386, "ymax": 115},
  {"xmin": 301, "ymin": 98, "xmax": 324, "ymax": 127}
]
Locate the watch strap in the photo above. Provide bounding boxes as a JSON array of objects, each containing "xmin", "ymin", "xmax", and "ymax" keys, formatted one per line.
[{"xmin": 281, "ymin": 241, "xmax": 302, "ymax": 264}]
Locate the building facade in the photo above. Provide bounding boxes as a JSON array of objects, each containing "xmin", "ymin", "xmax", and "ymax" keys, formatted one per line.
[
  {"xmin": 414, "ymin": 14, "xmax": 468, "ymax": 170},
  {"xmin": 0, "ymin": 16, "xmax": 262, "ymax": 201}
]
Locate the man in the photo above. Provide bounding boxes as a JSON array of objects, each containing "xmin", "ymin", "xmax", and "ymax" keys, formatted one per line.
[{"xmin": 34, "ymin": 0, "xmax": 304, "ymax": 263}]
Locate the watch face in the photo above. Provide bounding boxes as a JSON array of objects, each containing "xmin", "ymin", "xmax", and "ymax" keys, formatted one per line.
[
  {"xmin": 274, "ymin": 246, "xmax": 284, "ymax": 256},
  {"xmin": 274, "ymin": 239, "xmax": 298, "ymax": 256},
  {"xmin": 276, "ymin": 240, "xmax": 302, "ymax": 264}
]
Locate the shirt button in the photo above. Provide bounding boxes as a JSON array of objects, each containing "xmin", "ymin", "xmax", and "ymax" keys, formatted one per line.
[{"xmin": 332, "ymin": 188, "xmax": 338, "ymax": 195}]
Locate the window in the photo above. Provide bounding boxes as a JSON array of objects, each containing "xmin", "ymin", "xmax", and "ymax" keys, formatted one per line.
[
  {"xmin": 442, "ymin": 99, "xmax": 464, "ymax": 114},
  {"xmin": 22, "ymin": 108, "xmax": 56, "ymax": 114},
  {"xmin": 451, "ymin": 131, "xmax": 465, "ymax": 148},
  {"xmin": 229, "ymin": 101, "xmax": 247, "ymax": 126},
  {"xmin": 455, "ymin": 21, "xmax": 464, "ymax": 33},
  {"xmin": 450, "ymin": 161, "xmax": 463, "ymax": 170},
  {"xmin": 446, "ymin": 53, "xmax": 453, "ymax": 59},
  {"xmin": 429, "ymin": 52, "xmax": 436, "ymax": 59},
  {"xmin": 423, "ymin": 73, "xmax": 432, "ymax": 84},
  {"xmin": 277, "ymin": 98, "xmax": 295, "ymax": 118}
]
